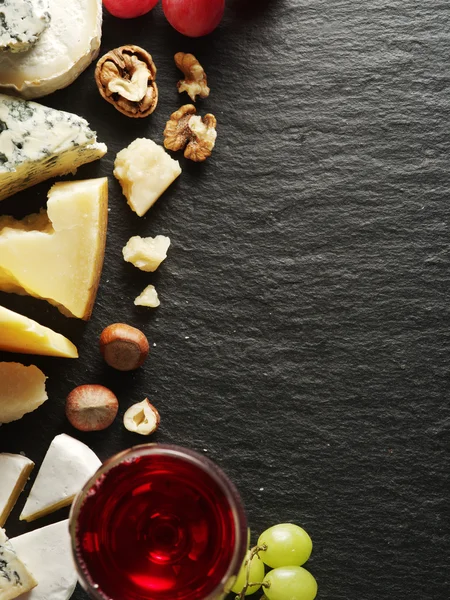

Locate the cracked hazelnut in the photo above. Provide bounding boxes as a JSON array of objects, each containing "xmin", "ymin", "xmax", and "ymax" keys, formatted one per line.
[
  {"xmin": 123, "ymin": 399, "xmax": 160, "ymax": 435},
  {"xmin": 163, "ymin": 104, "xmax": 217, "ymax": 162},
  {"xmin": 175, "ymin": 52, "xmax": 210, "ymax": 102},
  {"xmin": 100, "ymin": 323, "xmax": 149, "ymax": 371},
  {"xmin": 66, "ymin": 385, "xmax": 119, "ymax": 431},
  {"xmin": 95, "ymin": 45, "xmax": 158, "ymax": 118}
]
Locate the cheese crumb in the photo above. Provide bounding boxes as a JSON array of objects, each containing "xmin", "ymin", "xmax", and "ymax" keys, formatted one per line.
[
  {"xmin": 134, "ymin": 285, "xmax": 160, "ymax": 308},
  {"xmin": 123, "ymin": 235, "xmax": 170, "ymax": 272}
]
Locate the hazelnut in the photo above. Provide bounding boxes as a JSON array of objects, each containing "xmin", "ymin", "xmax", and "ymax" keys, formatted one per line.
[
  {"xmin": 99, "ymin": 323, "xmax": 149, "ymax": 371},
  {"xmin": 66, "ymin": 385, "xmax": 118, "ymax": 431},
  {"xmin": 123, "ymin": 399, "xmax": 160, "ymax": 435}
]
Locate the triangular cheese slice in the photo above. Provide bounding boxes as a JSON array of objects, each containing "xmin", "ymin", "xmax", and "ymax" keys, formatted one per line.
[
  {"xmin": 11, "ymin": 520, "xmax": 77, "ymax": 600},
  {"xmin": 0, "ymin": 306, "xmax": 78, "ymax": 358},
  {"xmin": 0, "ymin": 177, "xmax": 108, "ymax": 320},
  {"xmin": 0, "ymin": 94, "xmax": 106, "ymax": 202},
  {"xmin": 0, "ymin": 528, "xmax": 37, "ymax": 600},
  {"xmin": 0, "ymin": 454, "xmax": 34, "ymax": 527},
  {"xmin": 20, "ymin": 434, "xmax": 101, "ymax": 522}
]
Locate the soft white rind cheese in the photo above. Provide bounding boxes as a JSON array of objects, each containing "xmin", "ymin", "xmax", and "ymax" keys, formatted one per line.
[
  {"xmin": 123, "ymin": 235, "xmax": 171, "ymax": 272},
  {"xmin": 0, "ymin": 0, "xmax": 102, "ymax": 98},
  {"xmin": 0, "ymin": 94, "xmax": 107, "ymax": 202},
  {"xmin": 20, "ymin": 434, "xmax": 101, "ymax": 522},
  {"xmin": 11, "ymin": 520, "xmax": 76, "ymax": 600},
  {"xmin": 0, "ymin": 454, "xmax": 34, "ymax": 527},
  {"xmin": 0, "ymin": 0, "xmax": 50, "ymax": 53},
  {"xmin": 114, "ymin": 138, "xmax": 181, "ymax": 217},
  {"xmin": 0, "ymin": 529, "xmax": 37, "ymax": 600},
  {"xmin": 134, "ymin": 285, "xmax": 160, "ymax": 308},
  {"xmin": 0, "ymin": 363, "xmax": 47, "ymax": 424}
]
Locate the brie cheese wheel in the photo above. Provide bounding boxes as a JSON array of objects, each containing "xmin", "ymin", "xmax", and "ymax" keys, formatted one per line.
[
  {"xmin": 0, "ymin": 178, "xmax": 108, "ymax": 320},
  {"xmin": 0, "ymin": 306, "xmax": 78, "ymax": 358},
  {"xmin": 0, "ymin": 94, "xmax": 107, "ymax": 202},
  {"xmin": 0, "ymin": 528, "xmax": 37, "ymax": 600},
  {"xmin": 0, "ymin": 0, "xmax": 102, "ymax": 98},
  {"xmin": 11, "ymin": 520, "xmax": 77, "ymax": 600},
  {"xmin": 20, "ymin": 434, "xmax": 101, "ymax": 522},
  {"xmin": 0, "ymin": 0, "xmax": 50, "ymax": 54},
  {"xmin": 0, "ymin": 363, "xmax": 47, "ymax": 424},
  {"xmin": 0, "ymin": 454, "xmax": 34, "ymax": 527},
  {"xmin": 114, "ymin": 138, "xmax": 181, "ymax": 217}
]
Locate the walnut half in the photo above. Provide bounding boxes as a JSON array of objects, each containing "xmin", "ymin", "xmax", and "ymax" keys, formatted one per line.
[
  {"xmin": 175, "ymin": 52, "xmax": 210, "ymax": 102},
  {"xmin": 95, "ymin": 45, "xmax": 158, "ymax": 118},
  {"xmin": 163, "ymin": 105, "xmax": 217, "ymax": 162}
]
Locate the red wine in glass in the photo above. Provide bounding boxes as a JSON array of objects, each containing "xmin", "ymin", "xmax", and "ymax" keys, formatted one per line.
[{"xmin": 70, "ymin": 445, "xmax": 247, "ymax": 600}]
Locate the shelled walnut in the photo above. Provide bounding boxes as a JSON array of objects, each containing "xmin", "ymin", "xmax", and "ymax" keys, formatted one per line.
[
  {"xmin": 95, "ymin": 45, "xmax": 158, "ymax": 118},
  {"xmin": 164, "ymin": 104, "xmax": 217, "ymax": 162},
  {"xmin": 175, "ymin": 52, "xmax": 210, "ymax": 102}
]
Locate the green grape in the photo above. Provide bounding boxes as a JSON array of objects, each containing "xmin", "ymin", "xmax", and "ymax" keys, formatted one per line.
[
  {"xmin": 231, "ymin": 550, "xmax": 265, "ymax": 596},
  {"xmin": 258, "ymin": 523, "xmax": 312, "ymax": 568},
  {"xmin": 263, "ymin": 566, "xmax": 318, "ymax": 600}
]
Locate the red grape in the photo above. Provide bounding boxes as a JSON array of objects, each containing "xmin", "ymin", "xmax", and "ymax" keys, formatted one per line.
[
  {"xmin": 162, "ymin": 0, "xmax": 225, "ymax": 37},
  {"xmin": 103, "ymin": 0, "xmax": 159, "ymax": 19}
]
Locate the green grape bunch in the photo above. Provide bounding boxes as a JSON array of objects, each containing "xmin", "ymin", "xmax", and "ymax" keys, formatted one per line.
[{"xmin": 231, "ymin": 523, "xmax": 317, "ymax": 600}]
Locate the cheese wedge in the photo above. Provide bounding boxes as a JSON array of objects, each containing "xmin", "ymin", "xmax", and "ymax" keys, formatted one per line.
[
  {"xmin": 0, "ymin": 454, "xmax": 34, "ymax": 527},
  {"xmin": 0, "ymin": 306, "xmax": 78, "ymax": 358},
  {"xmin": 0, "ymin": 178, "xmax": 108, "ymax": 320},
  {"xmin": 20, "ymin": 434, "xmax": 101, "ymax": 522},
  {"xmin": 0, "ymin": 0, "xmax": 50, "ymax": 54},
  {"xmin": 0, "ymin": 362, "xmax": 47, "ymax": 424},
  {"xmin": 11, "ymin": 520, "xmax": 77, "ymax": 600},
  {"xmin": 0, "ymin": 529, "xmax": 37, "ymax": 600},
  {"xmin": 0, "ymin": 94, "xmax": 107, "ymax": 202},
  {"xmin": 0, "ymin": 0, "xmax": 102, "ymax": 98}
]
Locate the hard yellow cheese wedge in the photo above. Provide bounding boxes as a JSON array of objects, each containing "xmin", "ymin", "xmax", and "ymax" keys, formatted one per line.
[
  {"xmin": 0, "ymin": 178, "xmax": 108, "ymax": 320},
  {"xmin": 0, "ymin": 306, "xmax": 78, "ymax": 358}
]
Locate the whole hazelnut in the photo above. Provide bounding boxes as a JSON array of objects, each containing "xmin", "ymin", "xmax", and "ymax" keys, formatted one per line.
[
  {"xmin": 66, "ymin": 384, "xmax": 119, "ymax": 431},
  {"xmin": 99, "ymin": 323, "xmax": 149, "ymax": 371}
]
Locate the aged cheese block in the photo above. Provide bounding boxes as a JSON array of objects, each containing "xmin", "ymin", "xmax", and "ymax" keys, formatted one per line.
[
  {"xmin": 0, "ymin": 178, "xmax": 108, "ymax": 320},
  {"xmin": 0, "ymin": 94, "xmax": 107, "ymax": 202}
]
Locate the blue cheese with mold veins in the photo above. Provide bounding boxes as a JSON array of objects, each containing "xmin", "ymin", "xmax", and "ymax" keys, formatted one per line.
[
  {"xmin": 0, "ymin": 94, "xmax": 107, "ymax": 202},
  {"xmin": 0, "ymin": 528, "xmax": 37, "ymax": 600},
  {"xmin": 0, "ymin": 0, "xmax": 50, "ymax": 53}
]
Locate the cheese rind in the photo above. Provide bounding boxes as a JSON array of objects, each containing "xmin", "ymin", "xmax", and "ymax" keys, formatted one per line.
[
  {"xmin": 0, "ymin": 94, "xmax": 107, "ymax": 202},
  {"xmin": 0, "ymin": 177, "xmax": 108, "ymax": 320},
  {"xmin": 0, "ymin": 0, "xmax": 50, "ymax": 53},
  {"xmin": 0, "ymin": 0, "xmax": 102, "ymax": 98},
  {"xmin": 114, "ymin": 138, "xmax": 181, "ymax": 217},
  {"xmin": 20, "ymin": 434, "xmax": 101, "ymax": 522},
  {"xmin": 0, "ymin": 363, "xmax": 47, "ymax": 424},
  {"xmin": 0, "ymin": 529, "xmax": 37, "ymax": 600},
  {"xmin": 123, "ymin": 235, "xmax": 171, "ymax": 272},
  {"xmin": 0, "ymin": 306, "xmax": 78, "ymax": 358},
  {"xmin": 11, "ymin": 520, "xmax": 77, "ymax": 600},
  {"xmin": 0, "ymin": 454, "xmax": 34, "ymax": 527}
]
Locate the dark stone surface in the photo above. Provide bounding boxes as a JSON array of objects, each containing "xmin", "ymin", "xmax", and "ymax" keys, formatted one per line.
[{"xmin": 1, "ymin": 1, "xmax": 450, "ymax": 598}]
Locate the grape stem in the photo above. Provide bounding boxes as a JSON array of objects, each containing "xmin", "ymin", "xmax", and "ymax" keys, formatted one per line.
[{"xmin": 236, "ymin": 545, "xmax": 269, "ymax": 600}]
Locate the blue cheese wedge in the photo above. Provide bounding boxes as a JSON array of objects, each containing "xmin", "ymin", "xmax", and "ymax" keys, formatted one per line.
[
  {"xmin": 0, "ymin": 454, "xmax": 34, "ymax": 527},
  {"xmin": 0, "ymin": 0, "xmax": 50, "ymax": 54},
  {"xmin": 11, "ymin": 521, "xmax": 76, "ymax": 600},
  {"xmin": 0, "ymin": 528, "xmax": 37, "ymax": 600},
  {"xmin": 0, "ymin": 94, "xmax": 107, "ymax": 202},
  {"xmin": 20, "ymin": 434, "xmax": 101, "ymax": 522}
]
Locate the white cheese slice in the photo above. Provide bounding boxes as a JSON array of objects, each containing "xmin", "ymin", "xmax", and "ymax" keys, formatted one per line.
[
  {"xmin": 0, "ymin": 0, "xmax": 50, "ymax": 53},
  {"xmin": 20, "ymin": 434, "xmax": 101, "ymax": 522},
  {"xmin": 0, "ymin": 454, "xmax": 34, "ymax": 527},
  {"xmin": 114, "ymin": 138, "xmax": 181, "ymax": 217},
  {"xmin": 0, "ymin": 528, "xmax": 37, "ymax": 600},
  {"xmin": 0, "ymin": 178, "xmax": 108, "ymax": 320},
  {"xmin": 0, "ymin": 94, "xmax": 107, "ymax": 202},
  {"xmin": 0, "ymin": 362, "xmax": 47, "ymax": 424},
  {"xmin": 0, "ymin": 306, "xmax": 78, "ymax": 358},
  {"xmin": 10, "ymin": 520, "xmax": 76, "ymax": 600},
  {"xmin": 0, "ymin": 0, "xmax": 102, "ymax": 98}
]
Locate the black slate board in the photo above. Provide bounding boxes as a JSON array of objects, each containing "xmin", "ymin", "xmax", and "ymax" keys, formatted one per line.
[{"xmin": 1, "ymin": 1, "xmax": 450, "ymax": 599}]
